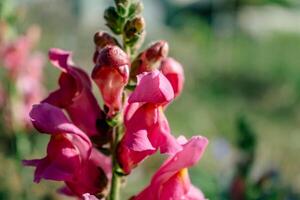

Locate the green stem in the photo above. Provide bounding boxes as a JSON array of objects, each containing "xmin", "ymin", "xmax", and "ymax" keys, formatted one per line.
[{"xmin": 109, "ymin": 125, "xmax": 121, "ymax": 200}]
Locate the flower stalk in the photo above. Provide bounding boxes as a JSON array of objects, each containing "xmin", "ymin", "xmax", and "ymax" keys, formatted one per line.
[{"xmin": 109, "ymin": 125, "xmax": 121, "ymax": 200}]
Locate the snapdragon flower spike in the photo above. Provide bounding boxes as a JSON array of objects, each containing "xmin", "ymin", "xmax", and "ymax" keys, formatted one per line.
[
  {"xmin": 23, "ymin": 103, "xmax": 92, "ymax": 183},
  {"xmin": 43, "ymin": 48, "xmax": 105, "ymax": 137},
  {"xmin": 160, "ymin": 58, "xmax": 184, "ymax": 99},
  {"xmin": 133, "ymin": 136, "xmax": 209, "ymax": 200},
  {"xmin": 130, "ymin": 40, "xmax": 169, "ymax": 79},
  {"xmin": 92, "ymin": 45, "xmax": 130, "ymax": 117},
  {"xmin": 118, "ymin": 70, "xmax": 182, "ymax": 174}
]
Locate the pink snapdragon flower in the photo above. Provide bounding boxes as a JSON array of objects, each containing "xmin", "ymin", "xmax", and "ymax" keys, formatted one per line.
[
  {"xmin": 24, "ymin": 103, "xmax": 111, "ymax": 198},
  {"xmin": 43, "ymin": 48, "xmax": 106, "ymax": 137},
  {"xmin": 160, "ymin": 57, "xmax": 184, "ymax": 98},
  {"xmin": 118, "ymin": 70, "xmax": 182, "ymax": 174},
  {"xmin": 23, "ymin": 103, "xmax": 92, "ymax": 183},
  {"xmin": 92, "ymin": 45, "xmax": 130, "ymax": 117},
  {"xmin": 133, "ymin": 136, "xmax": 208, "ymax": 200}
]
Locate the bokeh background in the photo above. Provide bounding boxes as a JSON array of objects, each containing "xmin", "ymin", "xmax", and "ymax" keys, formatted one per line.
[{"xmin": 1, "ymin": 0, "xmax": 300, "ymax": 199}]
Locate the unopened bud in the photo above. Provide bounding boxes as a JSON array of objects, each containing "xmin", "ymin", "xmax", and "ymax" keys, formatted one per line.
[
  {"xmin": 94, "ymin": 31, "xmax": 118, "ymax": 48},
  {"xmin": 96, "ymin": 45, "xmax": 130, "ymax": 68},
  {"xmin": 130, "ymin": 40, "xmax": 169, "ymax": 79},
  {"xmin": 115, "ymin": 0, "xmax": 130, "ymax": 7},
  {"xmin": 145, "ymin": 40, "xmax": 169, "ymax": 63},
  {"xmin": 123, "ymin": 17, "xmax": 146, "ymax": 50},
  {"xmin": 128, "ymin": 2, "xmax": 143, "ymax": 19},
  {"xmin": 124, "ymin": 17, "xmax": 145, "ymax": 42},
  {"xmin": 104, "ymin": 7, "xmax": 125, "ymax": 35}
]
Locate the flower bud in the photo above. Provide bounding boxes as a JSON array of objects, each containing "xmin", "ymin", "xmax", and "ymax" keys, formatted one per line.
[
  {"xmin": 94, "ymin": 31, "xmax": 118, "ymax": 48},
  {"xmin": 93, "ymin": 31, "xmax": 119, "ymax": 63},
  {"xmin": 92, "ymin": 45, "xmax": 130, "ymax": 117},
  {"xmin": 104, "ymin": 7, "xmax": 125, "ymax": 35},
  {"xmin": 128, "ymin": 2, "xmax": 143, "ymax": 19},
  {"xmin": 115, "ymin": 0, "xmax": 130, "ymax": 7},
  {"xmin": 130, "ymin": 40, "xmax": 169, "ymax": 79},
  {"xmin": 123, "ymin": 17, "xmax": 145, "ymax": 47}
]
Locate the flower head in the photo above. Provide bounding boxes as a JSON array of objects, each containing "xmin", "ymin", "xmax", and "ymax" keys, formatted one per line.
[{"xmin": 118, "ymin": 70, "xmax": 181, "ymax": 174}]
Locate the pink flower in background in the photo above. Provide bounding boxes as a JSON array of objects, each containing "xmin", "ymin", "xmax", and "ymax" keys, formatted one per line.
[
  {"xmin": 43, "ymin": 48, "xmax": 106, "ymax": 137},
  {"xmin": 118, "ymin": 70, "xmax": 182, "ymax": 174},
  {"xmin": 133, "ymin": 136, "xmax": 208, "ymax": 200},
  {"xmin": 92, "ymin": 45, "xmax": 130, "ymax": 117},
  {"xmin": 23, "ymin": 103, "xmax": 92, "ymax": 183},
  {"xmin": 0, "ymin": 26, "xmax": 41, "ymax": 78},
  {"xmin": 0, "ymin": 26, "xmax": 45, "ymax": 128},
  {"xmin": 0, "ymin": 36, "xmax": 31, "ymax": 77},
  {"xmin": 160, "ymin": 57, "xmax": 185, "ymax": 98},
  {"xmin": 13, "ymin": 52, "xmax": 45, "ymax": 127},
  {"xmin": 0, "ymin": 84, "xmax": 6, "ymax": 108}
]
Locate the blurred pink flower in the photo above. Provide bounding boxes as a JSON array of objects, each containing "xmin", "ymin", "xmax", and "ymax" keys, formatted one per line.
[
  {"xmin": 92, "ymin": 45, "xmax": 130, "ymax": 117},
  {"xmin": 133, "ymin": 136, "xmax": 208, "ymax": 200},
  {"xmin": 43, "ymin": 48, "xmax": 106, "ymax": 137},
  {"xmin": 0, "ymin": 84, "xmax": 6, "ymax": 108},
  {"xmin": 0, "ymin": 26, "xmax": 45, "ymax": 128},
  {"xmin": 160, "ymin": 57, "xmax": 184, "ymax": 98},
  {"xmin": 118, "ymin": 70, "xmax": 182, "ymax": 174},
  {"xmin": 0, "ymin": 26, "xmax": 41, "ymax": 77}
]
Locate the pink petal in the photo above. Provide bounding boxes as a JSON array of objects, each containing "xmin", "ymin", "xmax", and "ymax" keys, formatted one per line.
[
  {"xmin": 29, "ymin": 103, "xmax": 70, "ymax": 134},
  {"xmin": 128, "ymin": 70, "xmax": 174, "ymax": 104},
  {"xmin": 124, "ymin": 129, "xmax": 155, "ymax": 152},
  {"xmin": 48, "ymin": 48, "xmax": 73, "ymax": 72},
  {"xmin": 154, "ymin": 136, "xmax": 208, "ymax": 183},
  {"xmin": 160, "ymin": 58, "xmax": 184, "ymax": 98}
]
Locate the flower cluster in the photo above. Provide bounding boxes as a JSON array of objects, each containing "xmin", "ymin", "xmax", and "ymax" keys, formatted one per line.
[{"xmin": 23, "ymin": 0, "xmax": 209, "ymax": 199}]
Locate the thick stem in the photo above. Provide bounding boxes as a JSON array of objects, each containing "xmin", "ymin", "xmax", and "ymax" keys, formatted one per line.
[{"xmin": 109, "ymin": 125, "xmax": 121, "ymax": 200}]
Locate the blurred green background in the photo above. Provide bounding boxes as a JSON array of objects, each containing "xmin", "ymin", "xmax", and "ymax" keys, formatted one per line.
[{"xmin": 1, "ymin": 0, "xmax": 300, "ymax": 199}]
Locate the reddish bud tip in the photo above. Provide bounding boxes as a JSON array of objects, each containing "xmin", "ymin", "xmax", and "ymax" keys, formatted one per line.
[{"xmin": 96, "ymin": 45, "xmax": 130, "ymax": 68}]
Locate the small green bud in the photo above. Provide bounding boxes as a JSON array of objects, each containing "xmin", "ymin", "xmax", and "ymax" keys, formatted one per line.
[
  {"xmin": 116, "ymin": 3, "xmax": 128, "ymax": 17},
  {"xmin": 123, "ymin": 16, "xmax": 145, "ymax": 40},
  {"xmin": 115, "ymin": 0, "xmax": 130, "ymax": 7},
  {"xmin": 123, "ymin": 17, "xmax": 145, "ymax": 50},
  {"xmin": 128, "ymin": 2, "xmax": 143, "ymax": 19},
  {"xmin": 104, "ymin": 6, "xmax": 125, "ymax": 35}
]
